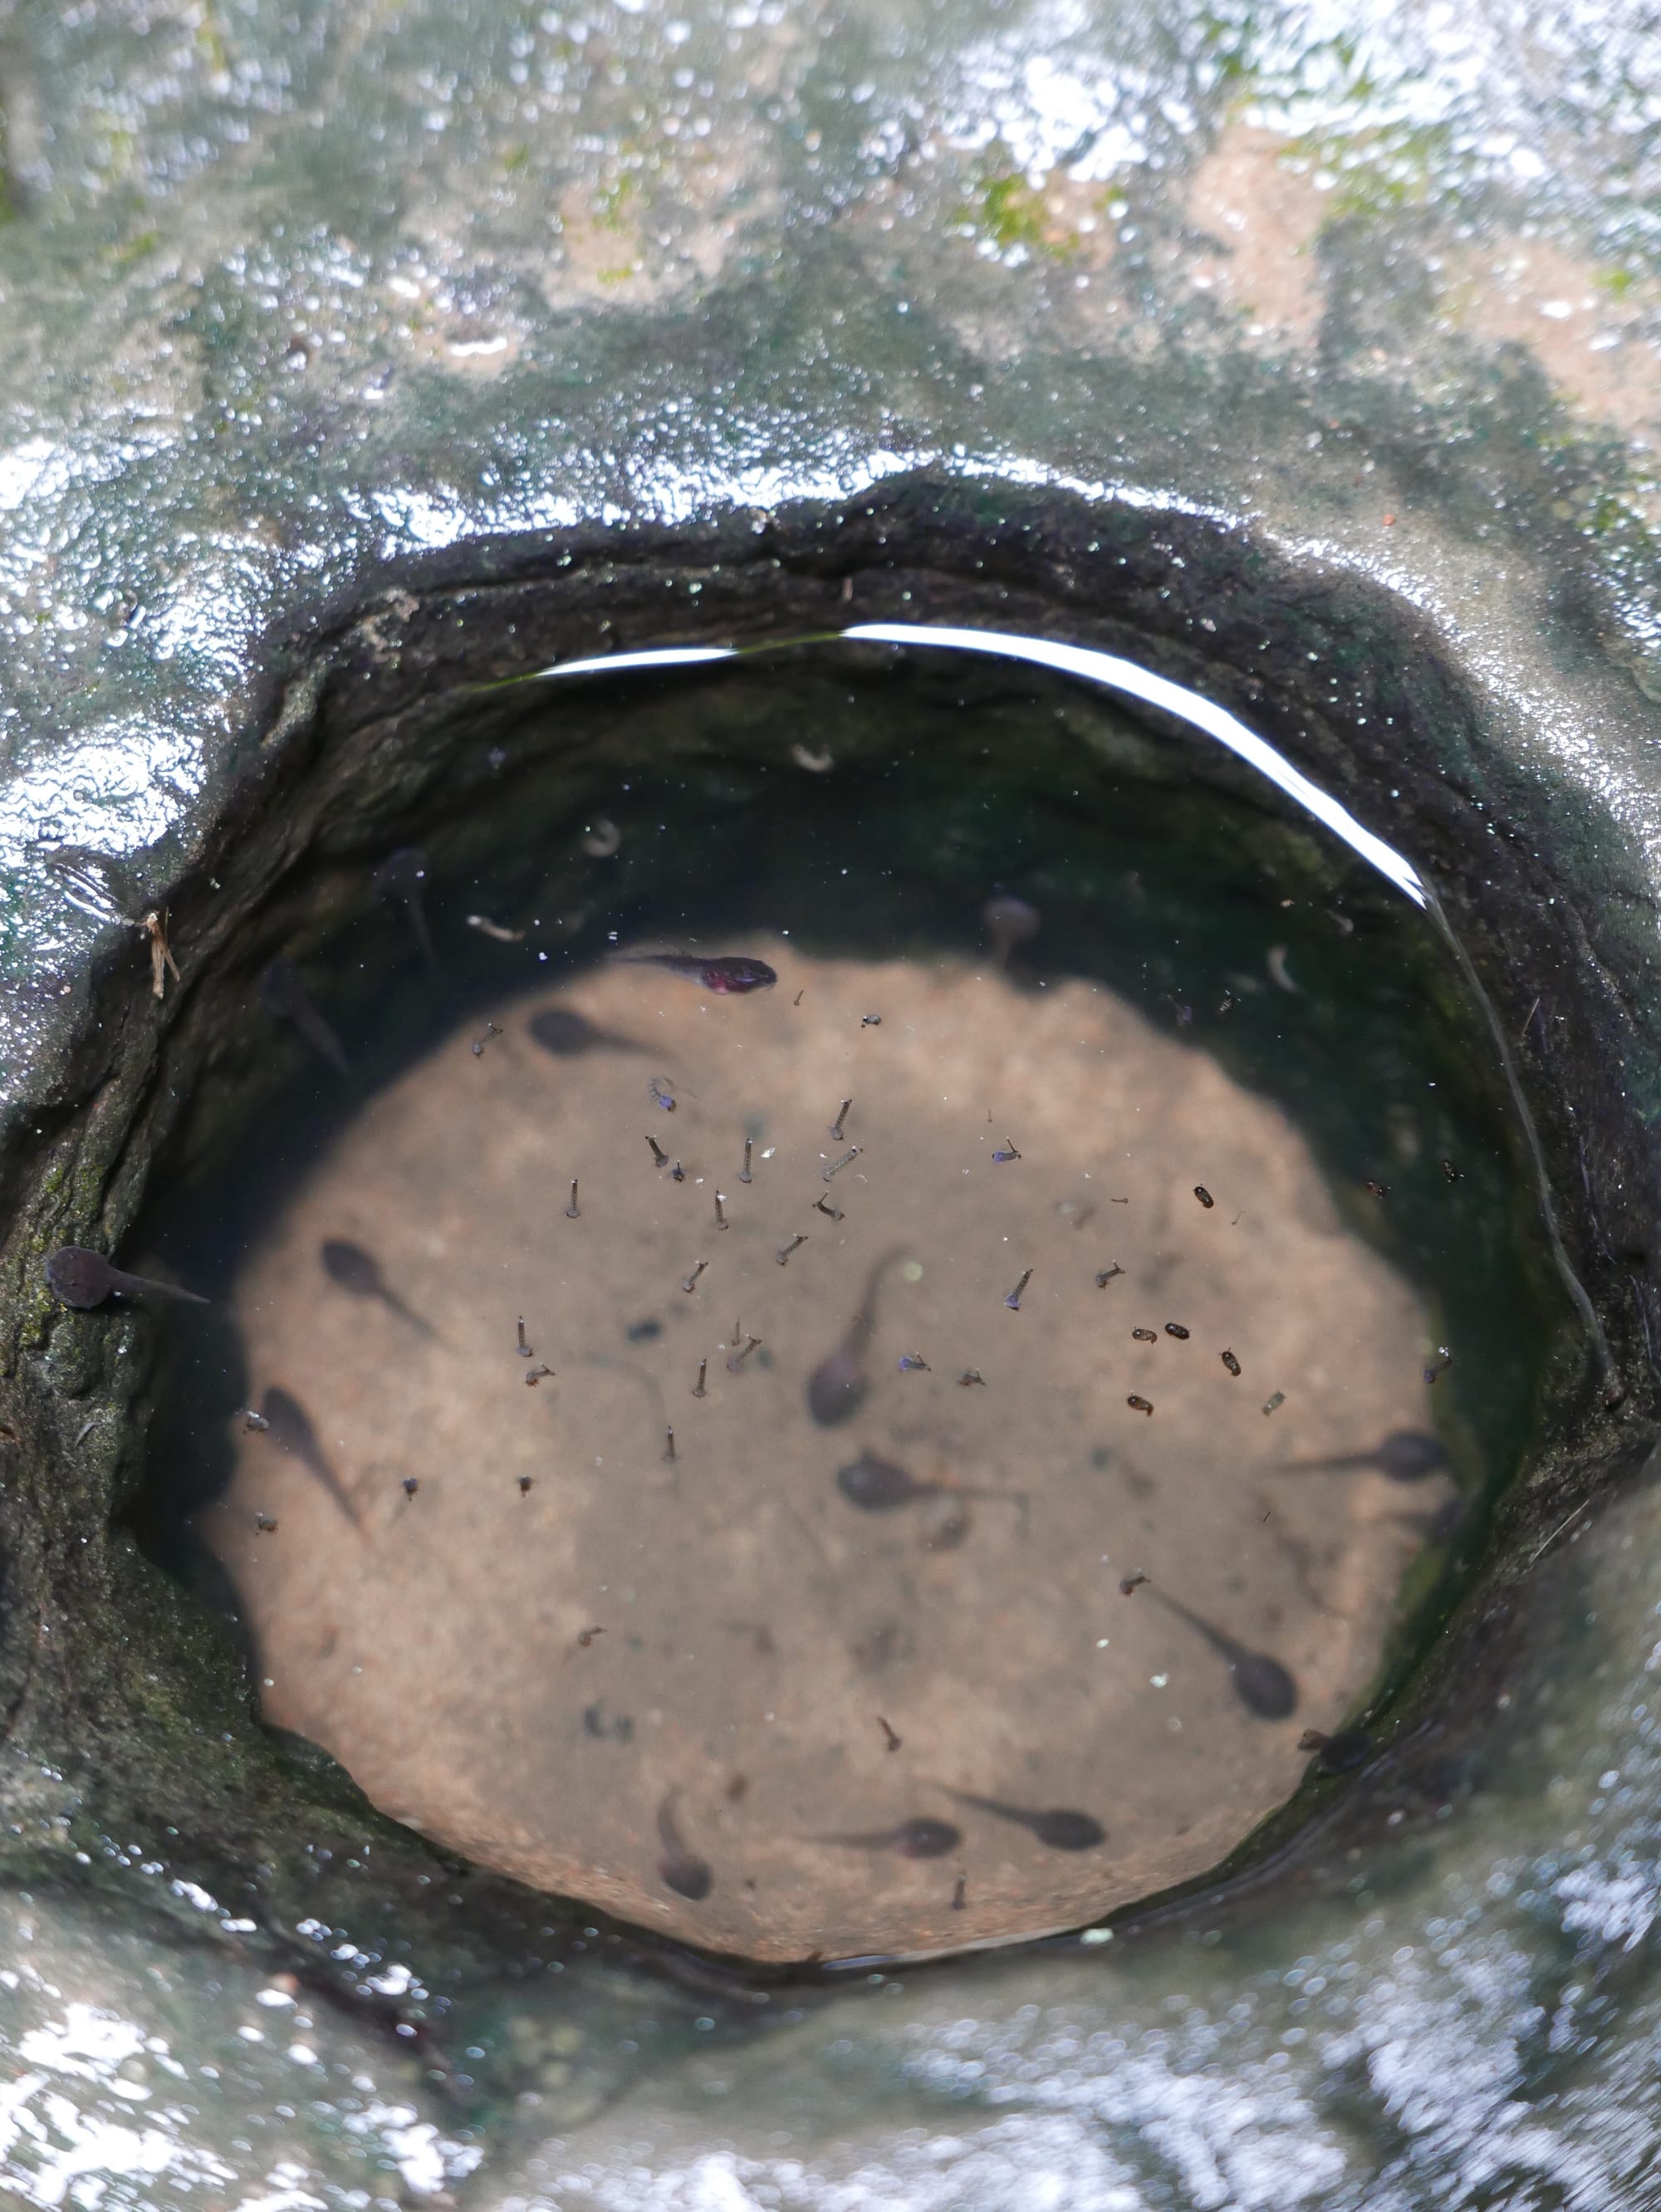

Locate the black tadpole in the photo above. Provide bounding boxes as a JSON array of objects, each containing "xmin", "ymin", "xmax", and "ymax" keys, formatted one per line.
[
  {"xmin": 1143, "ymin": 1587, "xmax": 1297, "ymax": 1719},
  {"xmin": 938, "ymin": 1788, "xmax": 1105, "ymax": 1851},
  {"xmin": 616, "ymin": 951, "xmax": 777, "ymax": 995},
  {"xmin": 259, "ymin": 957, "xmax": 349, "ymax": 1075},
  {"xmin": 527, "ymin": 1007, "xmax": 645, "ymax": 1057},
  {"xmin": 982, "ymin": 891, "xmax": 1041, "ymax": 969},
  {"xmin": 1284, "ymin": 1430, "xmax": 1447, "ymax": 1483},
  {"xmin": 1299, "ymin": 1724, "xmax": 1374, "ymax": 1773},
  {"xmin": 810, "ymin": 1816, "xmax": 961, "ymax": 1859},
  {"xmin": 835, "ymin": 1449, "xmax": 1026, "ymax": 1523},
  {"xmin": 320, "ymin": 1238, "xmax": 433, "ymax": 1336},
  {"xmin": 257, "ymin": 1385, "xmax": 362, "ymax": 1530},
  {"xmin": 654, "ymin": 1790, "xmax": 713, "ymax": 1901},
  {"xmin": 47, "ymin": 1248, "xmax": 207, "ymax": 1312},
  {"xmin": 806, "ymin": 1246, "xmax": 907, "ymax": 1426},
  {"xmin": 373, "ymin": 846, "xmax": 435, "ymax": 965}
]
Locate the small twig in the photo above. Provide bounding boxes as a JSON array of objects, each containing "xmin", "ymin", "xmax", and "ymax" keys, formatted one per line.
[{"xmin": 141, "ymin": 910, "xmax": 180, "ymax": 1001}]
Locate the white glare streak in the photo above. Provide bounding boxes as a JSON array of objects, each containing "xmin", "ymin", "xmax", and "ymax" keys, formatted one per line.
[
  {"xmin": 531, "ymin": 645, "xmax": 735, "ymax": 679},
  {"xmin": 533, "ymin": 623, "xmax": 1427, "ymax": 905},
  {"xmin": 847, "ymin": 623, "xmax": 1425, "ymax": 906}
]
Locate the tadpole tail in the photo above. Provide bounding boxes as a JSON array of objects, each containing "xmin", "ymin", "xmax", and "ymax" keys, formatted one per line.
[
  {"xmin": 1144, "ymin": 1587, "xmax": 1247, "ymax": 1666},
  {"xmin": 656, "ymin": 1788, "xmax": 685, "ymax": 1854},
  {"xmin": 938, "ymin": 1786, "xmax": 1025, "ymax": 1828},
  {"xmin": 310, "ymin": 1454, "xmax": 366, "ymax": 1532},
  {"xmin": 406, "ymin": 902, "xmax": 438, "ymax": 970},
  {"xmin": 380, "ymin": 1287, "xmax": 437, "ymax": 1340},
  {"xmin": 295, "ymin": 1003, "xmax": 350, "ymax": 1077},
  {"xmin": 962, "ymin": 1484, "xmax": 1029, "ymax": 1531},
  {"xmin": 849, "ymin": 1243, "xmax": 913, "ymax": 1342},
  {"xmin": 106, "ymin": 1266, "xmax": 209, "ymax": 1307}
]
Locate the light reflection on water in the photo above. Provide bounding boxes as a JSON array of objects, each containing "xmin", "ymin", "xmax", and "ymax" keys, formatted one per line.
[
  {"xmin": 0, "ymin": 1885, "xmax": 481, "ymax": 2206},
  {"xmin": 531, "ymin": 621, "xmax": 1428, "ymax": 904}
]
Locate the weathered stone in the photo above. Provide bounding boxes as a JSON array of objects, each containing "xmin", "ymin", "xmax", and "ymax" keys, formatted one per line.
[{"xmin": 2, "ymin": 0, "xmax": 1660, "ymax": 2201}]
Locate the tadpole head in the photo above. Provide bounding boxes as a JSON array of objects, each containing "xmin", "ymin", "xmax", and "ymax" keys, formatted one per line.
[
  {"xmin": 894, "ymin": 1817, "xmax": 961, "ymax": 1859},
  {"xmin": 373, "ymin": 846, "xmax": 428, "ymax": 900},
  {"xmin": 47, "ymin": 1247, "xmax": 111, "ymax": 1309},
  {"xmin": 1031, "ymin": 1809, "xmax": 1106, "ymax": 1851},
  {"xmin": 529, "ymin": 1008, "xmax": 612, "ymax": 1056},
  {"xmin": 807, "ymin": 1359, "xmax": 868, "ymax": 1426},
  {"xmin": 659, "ymin": 1853, "xmax": 713, "ymax": 1901},
  {"xmin": 1233, "ymin": 1652, "xmax": 1299, "ymax": 1720},
  {"xmin": 321, "ymin": 1238, "xmax": 380, "ymax": 1297},
  {"xmin": 1377, "ymin": 1429, "xmax": 1448, "ymax": 1481},
  {"xmin": 257, "ymin": 957, "xmax": 301, "ymax": 1015},
  {"xmin": 835, "ymin": 1451, "xmax": 914, "ymax": 1511}
]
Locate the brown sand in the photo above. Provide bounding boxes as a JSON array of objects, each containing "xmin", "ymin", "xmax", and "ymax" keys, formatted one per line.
[{"xmin": 205, "ymin": 945, "xmax": 1444, "ymax": 1959}]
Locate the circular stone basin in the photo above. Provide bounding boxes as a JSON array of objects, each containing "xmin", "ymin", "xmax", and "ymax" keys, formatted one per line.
[{"xmin": 203, "ymin": 942, "xmax": 1445, "ymax": 1960}]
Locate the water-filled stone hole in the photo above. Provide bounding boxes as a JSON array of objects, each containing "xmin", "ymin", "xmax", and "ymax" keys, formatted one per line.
[{"xmin": 95, "ymin": 613, "xmax": 1585, "ymax": 1969}]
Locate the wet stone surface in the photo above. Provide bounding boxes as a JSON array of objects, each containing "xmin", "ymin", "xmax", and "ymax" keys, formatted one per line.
[
  {"xmin": 203, "ymin": 951, "xmax": 1439, "ymax": 1959},
  {"xmin": 0, "ymin": 0, "xmax": 1660, "ymax": 2204}
]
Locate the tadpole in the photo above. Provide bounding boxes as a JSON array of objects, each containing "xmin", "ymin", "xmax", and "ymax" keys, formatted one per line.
[
  {"xmin": 47, "ymin": 1248, "xmax": 208, "ymax": 1312},
  {"xmin": 1143, "ymin": 1587, "xmax": 1298, "ymax": 1719},
  {"xmin": 320, "ymin": 1238, "xmax": 434, "ymax": 1336},
  {"xmin": 655, "ymin": 1789, "xmax": 713, "ymax": 1900},
  {"xmin": 835, "ymin": 1449, "xmax": 1026, "ymax": 1523},
  {"xmin": 1299, "ymin": 1725, "xmax": 1374, "ymax": 1773},
  {"xmin": 806, "ymin": 1246, "xmax": 908, "ymax": 1425},
  {"xmin": 527, "ymin": 1007, "xmax": 645, "ymax": 1057},
  {"xmin": 257, "ymin": 1386, "xmax": 362, "ymax": 1529},
  {"xmin": 616, "ymin": 951, "xmax": 777, "ymax": 994},
  {"xmin": 259, "ymin": 957, "xmax": 349, "ymax": 1075},
  {"xmin": 1284, "ymin": 1430, "xmax": 1447, "ymax": 1483},
  {"xmin": 810, "ymin": 1816, "xmax": 961, "ymax": 1859},
  {"xmin": 938, "ymin": 1787, "xmax": 1105, "ymax": 1851},
  {"xmin": 982, "ymin": 891, "xmax": 1041, "ymax": 969},
  {"xmin": 373, "ymin": 846, "xmax": 436, "ymax": 965}
]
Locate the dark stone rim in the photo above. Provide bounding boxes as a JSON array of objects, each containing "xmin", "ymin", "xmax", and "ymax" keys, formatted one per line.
[{"xmin": 0, "ymin": 473, "xmax": 1651, "ymax": 2061}]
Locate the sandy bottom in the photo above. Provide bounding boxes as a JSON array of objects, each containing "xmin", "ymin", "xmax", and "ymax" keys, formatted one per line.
[{"xmin": 205, "ymin": 945, "xmax": 1447, "ymax": 1960}]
